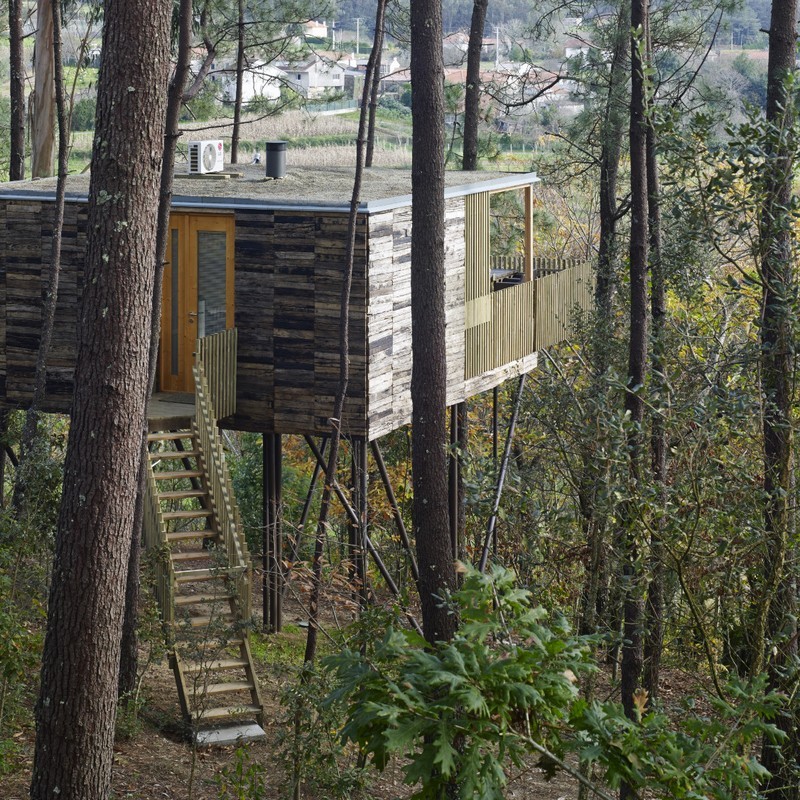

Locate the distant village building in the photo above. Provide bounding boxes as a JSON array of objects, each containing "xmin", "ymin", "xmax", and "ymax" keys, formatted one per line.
[
  {"xmin": 303, "ymin": 20, "xmax": 328, "ymax": 39},
  {"xmin": 279, "ymin": 53, "xmax": 346, "ymax": 98},
  {"xmin": 219, "ymin": 61, "xmax": 285, "ymax": 104}
]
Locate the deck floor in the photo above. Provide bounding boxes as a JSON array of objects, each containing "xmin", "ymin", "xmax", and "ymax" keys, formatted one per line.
[{"xmin": 147, "ymin": 392, "xmax": 195, "ymax": 431}]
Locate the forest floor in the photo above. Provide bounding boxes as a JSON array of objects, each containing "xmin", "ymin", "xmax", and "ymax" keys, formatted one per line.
[{"xmin": 2, "ymin": 585, "xmax": 595, "ymax": 800}]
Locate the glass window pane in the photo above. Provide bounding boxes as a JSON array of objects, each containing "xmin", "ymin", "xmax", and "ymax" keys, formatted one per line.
[{"xmin": 197, "ymin": 231, "xmax": 228, "ymax": 335}]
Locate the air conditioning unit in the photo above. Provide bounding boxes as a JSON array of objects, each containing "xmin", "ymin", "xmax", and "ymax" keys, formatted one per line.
[{"xmin": 188, "ymin": 140, "xmax": 224, "ymax": 174}]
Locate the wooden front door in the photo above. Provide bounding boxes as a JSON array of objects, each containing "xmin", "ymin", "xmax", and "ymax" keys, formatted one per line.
[{"xmin": 160, "ymin": 213, "xmax": 235, "ymax": 393}]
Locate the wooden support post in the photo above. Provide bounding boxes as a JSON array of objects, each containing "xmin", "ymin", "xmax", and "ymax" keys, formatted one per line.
[
  {"xmin": 449, "ymin": 405, "xmax": 460, "ymax": 561},
  {"xmin": 349, "ymin": 437, "xmax": 369, "ymax": 607},
  {"xmin": 263, "ymin": 432, "xmax": 282, "ymax": 632},
  {"xmin": 479, "ymin": 375, "xmax": 526, "ymax": 572}
]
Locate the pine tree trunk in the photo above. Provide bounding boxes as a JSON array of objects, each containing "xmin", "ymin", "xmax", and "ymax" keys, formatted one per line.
[
  {"xmin": 757, "ymin": 0, "xmax": 798, "ymax": 794},
  {"xmin": 231, "ymin": 0, "xmax": 246, "ymax": 164},
  {"xmin": 32, "ymin": 0, "xmax": 55, "ymax": 178},
  {"xmin": 30, "ymin": 1, "xmax": 171, "ymax": 796},
  {"xmin": 410, "ymin": 0, "xmax": 458, "ymax": 645},
  {"xmin": 620, "ymin": 0, "xmax": 649, "ymax": 793},
  {"xmin": 119, "ymin": 0, "xmax": 194, "ymax": 698},
  {"xmin": 462, "ymin": 0, "xmax": 488, "ymax": 171},
  {"xmin": 8, "ymin": 0, "xmax": 26, "ymax": 180}
]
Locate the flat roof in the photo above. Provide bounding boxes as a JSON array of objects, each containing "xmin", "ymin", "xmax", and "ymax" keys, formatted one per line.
[{"xmin": 0, "ymin": 164, "xmax": 539, "ymax": 213}]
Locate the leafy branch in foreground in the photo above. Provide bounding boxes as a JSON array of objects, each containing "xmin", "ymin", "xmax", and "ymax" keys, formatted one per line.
[{"xmin": 324, "ymin": 565, "xmax": 785, "ymax": 800}]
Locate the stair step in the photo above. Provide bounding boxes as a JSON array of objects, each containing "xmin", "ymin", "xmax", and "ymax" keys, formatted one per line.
[
  {"xmin": 148, "ymin": 431, "xmax": 194, "ymax": 442},
  {"xmin": 174, "ymin": 568, "xmax": 220, "ymax": 582},
  {"xmin": 170, "ymin": 550, "xmax": 216, "ymax": 562},
  {"xmin": 184, "ymin": 658, "xmax": 249, "ymax": 674},
  {"xmin": 163, "ymin": 509, "xmax": 213, "ymax": 520},
  {"xmin": 175, "ymin": 593, "xmax": 234, "ymax": 607},
  {"xmin": 158, "ymin": 489, "xmax": 206, "ymax": 501},
  {"xmin": 150, "ymin": 449, "xmax": 201, "ymax": 460},
  {"xmin": 166, "ymin": 529, "xmax": 216, "ymax": 542},
  {"xmin": 205, "ymin": 681, "xmax": 255, "ymax": 695},
  {"xmin": 154, "ymin": 469, "xmax": 203, "ymax": 480},
  {"xmin": 193, "ymin": 705, "xmax": 262, "ymax": 721},
  {"xmin": 186, "ymin": 613, "xmax": 235, "ymax": 628}
]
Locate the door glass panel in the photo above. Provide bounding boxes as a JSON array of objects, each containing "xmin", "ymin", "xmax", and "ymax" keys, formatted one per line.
[
  {"xmin": 197, "ymin": 231, "xmax": 228, "ymax": 336},
  {"xmin": 170, "ymin": 229, "xmax": 180, "ymax": 375}
]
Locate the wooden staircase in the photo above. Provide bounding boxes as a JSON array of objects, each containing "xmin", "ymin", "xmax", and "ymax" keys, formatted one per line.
[{"xmin": 144, "ymin": 330, "xmax": 264, "ymax": 743}]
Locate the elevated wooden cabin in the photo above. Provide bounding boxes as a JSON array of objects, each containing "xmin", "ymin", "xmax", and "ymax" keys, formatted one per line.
[{"xmin": 0, "ymin": 165, "xmax": 592, "ymax": 439}]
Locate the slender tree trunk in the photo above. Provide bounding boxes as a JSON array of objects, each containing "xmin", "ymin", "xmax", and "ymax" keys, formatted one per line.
[
  {"xmin": 8, "ymin": 0, "xmax": 26, "ymax": 180},
  {"xmin": 462, "ymin": 0, "xmax": 488, "ymax": 170},
  {"xmin": 643, "ymin": 24, "xmax": 665, "ymax": 704},
  {"xmin": 231, "ymin": 0, "xmax": 246, "ymax": 164},
  {"xmin": 411, "ymin": 0, "xmax": 458, "ymax": 645},
  {"xmin": 30, "ymin": 1, "xmax": 171, "ymax": 796},
  {"xmin": 13, "ymin": 0, "xmax": 69, "ymax": 516},
  {"xmin": 32, "ymin": 0, "xmax": 55, "ymax": 178},
  {"xmin": 620, "ymin": 0, "xmax": 649, "ymax": 794},
  {"xmin": 365, "ymin": 34, "xmax": 384, "ymax": 168},
  {"xmin": 756, "ymin": 0, "xmax": 798, "ymax": 794},
  {"xmin": 303, "ymin": 0, "xmax": 388, "ymax": 664},
  {"xmin": 119, "ymin": 0, "xmax": 195, "ymax": 698}
]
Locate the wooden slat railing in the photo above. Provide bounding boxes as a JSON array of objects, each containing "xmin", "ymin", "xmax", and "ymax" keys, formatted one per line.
[
  {"xmin": 534, "ymin": 259, "xmax": 593, "ymax": 350},
  {"xmin": 195, "ymin": 328, "xmax": 238, "ymax": 420},
  {"xmin": 142, "ymin": 461, "xmax": 174, "ymax": 628},
  {"xmin": 192, "ymin": 357, "xmax": 251, "ymax": 619},
  {"xmin": 465, "ymin": 258, "xmax": 592, "ymax": 379}
]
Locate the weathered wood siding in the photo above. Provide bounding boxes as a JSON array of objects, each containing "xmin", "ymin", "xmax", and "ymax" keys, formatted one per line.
[
  {"xmin": 231, "ymin": 209, "xmax": 369, "ymax": 436},
  {"xmin": 0, "ymin": 199, "xmax": 86, "ymax": 411},
  {"xmin": 366, "ymin": 198, "xmax": 465, "ymax": 440}
]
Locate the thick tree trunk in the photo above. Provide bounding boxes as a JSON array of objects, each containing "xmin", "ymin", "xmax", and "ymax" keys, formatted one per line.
[
  {"xmin": 410, "ymin": 0, "xmax": 458, "ymax": 645},
  {"xmin": 8, "ymin": 0, "xmax": 26, "ymax": 180},
  {"xmin": 32, "ymin": 0, "xmax": 55, "ymax": 178},
  {"xmin": 30, "ymin": 1, "xmax": 171, "ymax": 797},
  {"xmin": 231, "ymin": 0, "xmax": 246, "ymax": 164},
  {"xmin": 620, "ymin": 0, "xmax": 649, "ymax": 794},
  {"xmin": 462, "ymin": 0, "xmax": 488, "ymax": 170},
  {"xmin": 757, "ymin": 0, "xmax": 798, "ymax": 794},
  {"xmin": 119, "ymin": 0, "xmax": 195, "ymax": 698}
]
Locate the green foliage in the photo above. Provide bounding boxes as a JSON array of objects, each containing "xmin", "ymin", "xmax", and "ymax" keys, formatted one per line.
[
  {"xmin": 325, "ymin": 567, "xmax": 781, "ymax": 799},
  {"xmin": 216, "ymin": 746, "xmax": 268, "ymax": 800},
  {"xmin": 70, "ymin": 97, "xmax": 96, "ymax": 131},
  {"xmin": 274, "ymin": 665, "xmax": 368, "ymax": 800},
  {"xmin": 573, "ymin": 677, "xmax": 783, "ymax": 799},
  {"xmin": 181, "ymin": 85, "xmax": 223, "ymax": 122},
  {"xmin": 324, "ymin": 566, "xmax": 591, "ymax": 799}
]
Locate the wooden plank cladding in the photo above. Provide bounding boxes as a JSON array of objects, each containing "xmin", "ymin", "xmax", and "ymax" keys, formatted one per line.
[{"xmin": 0, "ymin": 169, "xmax": 593, "ymax": 441}]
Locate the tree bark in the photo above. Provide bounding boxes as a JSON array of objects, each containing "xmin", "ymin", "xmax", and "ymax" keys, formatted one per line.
[
  {"xmin": 8, "ymin": 0, "xmax": 26, "ymax": 180},
  {"xmin": 756, "ymin": 0, "xmax": 798, "ymax": 794},
  {"xmin": 410, "ymin": 0, "xmax": 458, "ymax": 645},
  {"xmin": 620, "ymin": 0, "xmax": 649, "ymax": 794},
  {"xmin": 365, "ymin": 30, "xmax": 384, "ymax": 169},
  {"xmin": 118, "ymin": 0, "xmax": 195, "ymax": 699},
  {"xmin": 231, "ymin": 0, "xmax": 246, "ymax": 164},
  {"xmin": 643, "ymin": 22, "xmax": 665, "ymax": 705},
  {"xmin": 13, "ymin": 0, "xmax": 69, "ymax": 518},
  {"xmin": 303, "ymin": 0, "xmax": 388, "ymax": 664},
  {"xmin": 32, "ymin": 0, "xmax": 55, "ymax": 178},
  {"xmin": 462, "ymin": 0, "xmax": 488, "ymax": 170},
  {"xmin": 30, "ymin": 1, "xmax": 171, "ymax": 797}
]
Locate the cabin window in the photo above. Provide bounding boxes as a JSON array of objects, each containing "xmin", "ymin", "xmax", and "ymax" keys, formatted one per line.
[{"xmin": 198, "ymin": 231, "xmax": 228, "ymax": 336}]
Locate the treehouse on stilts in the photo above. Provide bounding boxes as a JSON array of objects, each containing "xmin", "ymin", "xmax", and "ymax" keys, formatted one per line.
[{"xmin": 0, "ymin": 162, "xmax": 592, "ymax": 741}]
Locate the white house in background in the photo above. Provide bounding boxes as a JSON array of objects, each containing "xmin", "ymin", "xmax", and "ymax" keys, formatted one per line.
[
  {"xmin": 564, "ymin": 38, "xmax": 592, "ymax": 59},
  {"xmin": 304, "ymin": 20, "xmax": 328, "ymax": 39},
  {"xmin": 280, "ymin": 53, "xmax": 345, "ymax": 98},
  {"xmin": 219, "ymin": 61, "xmax": 285, "ymax": 104}
]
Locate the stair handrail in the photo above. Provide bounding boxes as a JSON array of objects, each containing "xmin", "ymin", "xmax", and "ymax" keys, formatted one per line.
[
  {"xmin": 192, "ymin": 357, "xmax": 252, "ymax": 620},
  {"xmin": 142, "ymin": 459, "xmax": 175, "ymax": 628}
]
